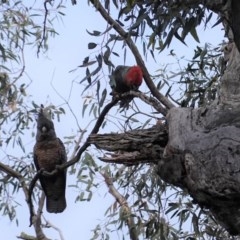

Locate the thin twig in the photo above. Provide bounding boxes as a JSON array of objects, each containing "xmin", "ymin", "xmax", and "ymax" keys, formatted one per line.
[
  {"xmin": 42, "ymin": 216, "xmax": 65, "ymax": 240},
  {"xmin": 121, "ymin": 90, "xmax": 167, "ymax": 116},
  {"xmin": 89, "ymin": 0, "xmax": 175, "ymax": 110},
  {"xmin": 101, "ymin": 171, "xmax": 139, "ymax": 240},
  {"xmin": 37, "ymin": 0, "xmax": 52, "ymax": 56},
  {"xmin": 11, "ymin": 38, "xmax": 26, "ymax": 85},
  {"xmin": 50, "ymin": 71, "xmax": 83, "ymax": 131},
  {"xmin": 28, "ymin": 169, "xmax": 44, "ymax": 226}
]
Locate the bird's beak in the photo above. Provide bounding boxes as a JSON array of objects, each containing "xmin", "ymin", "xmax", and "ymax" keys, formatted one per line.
[{"xmin": 42, "ymin": 126, "xmax": 47, "ymax": 132}]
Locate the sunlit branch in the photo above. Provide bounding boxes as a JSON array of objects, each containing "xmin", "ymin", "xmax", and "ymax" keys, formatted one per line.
[
  {"xmin": 101, "ymin": 171, "xmax": 139, "ymax": 240},
  {"xmin": 89, "ymin": 0, "xmax": 175, "ymax": 110},
  {"xmin": 17, "ymin": 232, "xmax": 37, "ymax": 240}
]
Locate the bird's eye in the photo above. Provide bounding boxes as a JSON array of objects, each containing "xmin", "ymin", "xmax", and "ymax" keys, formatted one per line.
[{"xmin": 41, "ymin": 126, "xmax": 47, "ymax": 132}]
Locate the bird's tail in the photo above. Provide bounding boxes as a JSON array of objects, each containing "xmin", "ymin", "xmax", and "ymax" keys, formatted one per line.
[
  {"xmin": 40, "ymin": 172, "xmax": 67, "ymax": 213},
  {"xmin": 119, "ymin": 97, "xmax": 133, "ymax": 109},
  {"xmin": 46, "ymin": 194, "xmax": 66, "ymax": 213}
]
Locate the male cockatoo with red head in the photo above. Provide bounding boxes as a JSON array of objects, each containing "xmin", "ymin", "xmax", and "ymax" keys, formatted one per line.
[{"xmin": 110, "ymin": 65, "xmax": 143, "ymax": 108}]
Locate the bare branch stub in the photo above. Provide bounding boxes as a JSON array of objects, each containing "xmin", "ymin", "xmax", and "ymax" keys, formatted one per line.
[{"xmin": 89, "ymin": 124, "xmax": 168, "ymax": 164}]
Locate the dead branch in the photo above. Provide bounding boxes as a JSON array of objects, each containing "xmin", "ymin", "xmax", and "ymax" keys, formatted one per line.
[
  {"xmin": 89, "ymin": 124, "xmax": 168, "ymax": 164},
  {"xmin": 101, "ymin": 172, "xmax": 139, "ymax": 240}
]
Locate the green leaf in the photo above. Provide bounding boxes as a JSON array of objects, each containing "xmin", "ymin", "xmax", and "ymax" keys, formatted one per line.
[
  {"xmin": 99, "ymin": 89, "xmax": 107, "ymax": 107},
  {"xmin": 88, "ymin": 42, "xmax": 97, "ymax": 49},
  {"xmin": 86, "ymin": 29, "xmax": 101, "ymax": 36},
  {"xmin": 190, "ymin": 26, "xmax": 200, "ymax": 43},
  {"xmin": 78, "ymin": 60, "xmax": 96, "ymax": 68}
]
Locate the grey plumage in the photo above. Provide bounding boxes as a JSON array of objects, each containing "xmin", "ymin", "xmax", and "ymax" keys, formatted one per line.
[{"xmin": 33, "ymin": 109, "xmax": 67, "ymax": 213}]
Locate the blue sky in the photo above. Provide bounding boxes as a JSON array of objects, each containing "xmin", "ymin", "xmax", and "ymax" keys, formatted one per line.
[{"xmin": 1, "ymin": 1, "xmax": 225, "ymax": 239}]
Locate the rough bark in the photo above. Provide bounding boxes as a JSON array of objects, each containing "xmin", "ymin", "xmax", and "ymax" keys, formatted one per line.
[
  {"xmin": 231, "ymin": 0, "xmax": 240, "ymax": 53},
  {"xmin": 90, "ymin": 105, "xmax": 240, "ymax": 235},
  {"xmin": 165, "ymin": 105, "xmax": 240, "ymax": 235},
  {"xmin": 89, "ymin": 124, "xmax": 168, "ymax": 164}
]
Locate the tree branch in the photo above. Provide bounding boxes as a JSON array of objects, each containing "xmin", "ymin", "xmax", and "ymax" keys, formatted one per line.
[
  {"xmin": 63, "ymin": 98, "xmax": 118, "ymax": 168},
  {"xmin": 33, "ymin": 193, "xmax": 50, "ymax": 240},
  {"xmin": 121, "ymin": 90, "xmax": 167, "ymax": 116},
  {"xmin": 28, "ymin": 169, "xmax": 44, "ymax": 226},
  {"xmin": 0, "ymin": 162, "xmax": 49, "ymax": 239},
  {"xmin": 89, "ymin": 124, "xmax": 167, "ymax": 164},
  {"xmin": 37, "ymin": 0, "xmax": 52, "ymax": 57},
  {"xmin": 0, "ymin": 162, "xmax": 22, "ymax": 179},
  {"xmin": 17, "ymin": 232, "xmax": 37, "ymax": 240},
  {"xmin": 101, "ymin": 171, "xmax": 139, "ymax": 240},
  {"xmin": 42, "ymin": 217, "xmax": 65, "ymax": 240},
  {"xmin": 89, "ymin": 0, "xmax": 174, "ymax": 110},
  {"xmin": 0, "ymin": 161, "xmax": 29, "ymax": 203},
  {"xmin": 99, "ymin": 151, "xmax": 155, "ymax": 165}
]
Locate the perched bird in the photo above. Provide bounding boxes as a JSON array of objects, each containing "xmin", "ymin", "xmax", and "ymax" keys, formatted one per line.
[
  {"xmin": 33, "ymin": 108, "xmax": 67, "ymax": 213},
  {"xmin": 110, "ymin": 65, "xmax": 143, "ymax": 108}
]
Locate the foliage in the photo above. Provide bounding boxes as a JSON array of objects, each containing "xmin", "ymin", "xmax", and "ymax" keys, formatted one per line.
[
  {"xmin": 0, "ymin": 0, "xmax": 236, "ymax": 240},
  {"xmin": 169, "ymin": 43, "xmax": 224, "ymax": 108}
]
